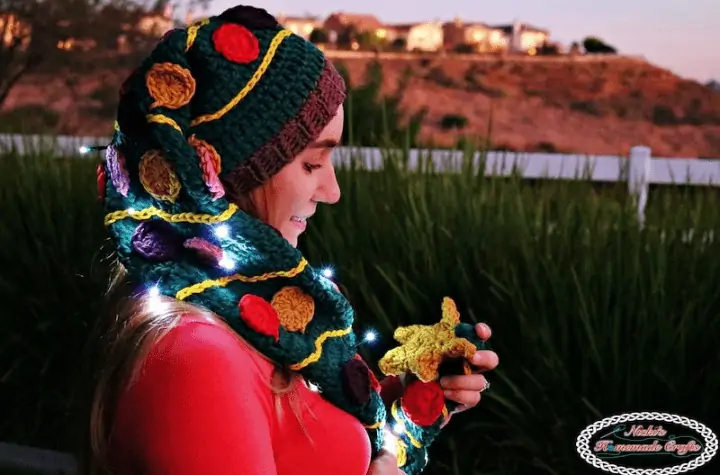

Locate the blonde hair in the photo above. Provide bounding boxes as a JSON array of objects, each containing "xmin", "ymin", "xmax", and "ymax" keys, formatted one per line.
[{"xmin": 76, "ymin": 193, "xmax": 313, "ymax": 475}]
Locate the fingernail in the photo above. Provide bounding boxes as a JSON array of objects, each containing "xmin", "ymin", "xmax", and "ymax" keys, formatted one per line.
[{"xmin": 444, "ymin": 390, "xmax": 453, "ymax": 398}]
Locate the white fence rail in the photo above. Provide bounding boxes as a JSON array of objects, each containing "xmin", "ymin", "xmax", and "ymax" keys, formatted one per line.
[{"xmin": 2, "ymin": 133, "xmax": 720, "ymax": 225}]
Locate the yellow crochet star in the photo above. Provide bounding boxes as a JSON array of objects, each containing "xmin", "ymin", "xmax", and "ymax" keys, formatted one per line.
[{"xmin": 378, "ymin": 297, "xmax": 477, "ymax": 382}]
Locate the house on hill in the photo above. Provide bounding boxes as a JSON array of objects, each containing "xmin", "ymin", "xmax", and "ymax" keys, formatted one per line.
[
  {"xmin": 323, "ymin": 12, "xmax": 383, "ymax": 43},
  {"xmin": 491, "ymin": 21, "xmax": 550, "ymax": 54},
  {"xmin": 278, "ymin": 15, "xmax": 321, "ymax": 40},
  {"xmin": 382, "ymin": 22, "xmax": 444, "ymax": 51},
  {"xmin": 442, "ymin": 18, "xmax": 507, "ymax": 53}
]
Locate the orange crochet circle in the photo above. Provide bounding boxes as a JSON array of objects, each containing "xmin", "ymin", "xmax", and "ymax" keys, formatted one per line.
[
  {"xmin": 271, "ymin": 286, "xmax": 315, "ymax": 332},
  {"xmin": 139, "ymin": 150, "xmax": 181, "ymax": 202},
  {"xmin": 146, "ymin": 62, "xmax": 196, "ymax": 109}
]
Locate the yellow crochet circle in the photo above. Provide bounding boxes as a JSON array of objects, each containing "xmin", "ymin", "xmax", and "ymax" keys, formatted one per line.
[
  {"xmin": 146, "ymin": 62, "xmax": 196, "ymax": 110},
  {"xmin": 271, "ymin": 286, "xmax": 315, "ymax": 333},
  {"xmin": 139, "ymin": 150, "xmax": 181, "ymax": 202}
]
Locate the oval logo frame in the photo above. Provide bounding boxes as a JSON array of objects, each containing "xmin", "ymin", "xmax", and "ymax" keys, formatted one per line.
[{"xmin": 575, "ymin": 411, "xmax": 718, "ymax": 474}]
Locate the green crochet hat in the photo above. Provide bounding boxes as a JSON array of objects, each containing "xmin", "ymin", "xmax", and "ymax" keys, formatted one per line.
[{"xmin": 111, "ymin": 5, "xmax": 346, "ymax": 206}]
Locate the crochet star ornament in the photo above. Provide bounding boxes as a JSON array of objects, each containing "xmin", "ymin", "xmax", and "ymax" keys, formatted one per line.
[
  {"xmin": 376, "ymin": 298, "xmax": 489, "ymax": 474},
  {"xmin": 378, "ymin": 298, "xmax": 479, "ymax": 383}
]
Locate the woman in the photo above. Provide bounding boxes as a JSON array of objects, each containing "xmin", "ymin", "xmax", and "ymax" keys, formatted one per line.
[{"xmin": 82, "ymin": 5, "xmax": 499, "ymax": 475}]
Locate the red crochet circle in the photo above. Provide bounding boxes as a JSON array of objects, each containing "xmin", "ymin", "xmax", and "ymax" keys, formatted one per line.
[
  {"xmin": 238, "ymin": 294, "xmax": 280, "ymax": 341},
  {"xmin": 400, "ymin": 380, "xmax": 445, "ymax": 427},
  {"xmin": 212, "ymin": 23, "xmax": 260, "ymax": 64},
  {"xmin": 96, "ymin": 163, "xmax": 106, "ymax": 202}
]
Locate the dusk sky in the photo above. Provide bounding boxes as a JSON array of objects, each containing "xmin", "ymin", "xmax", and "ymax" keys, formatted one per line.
[{"xmin": 203, "ymin": 0, "xmax": 717, "ymax": 83}]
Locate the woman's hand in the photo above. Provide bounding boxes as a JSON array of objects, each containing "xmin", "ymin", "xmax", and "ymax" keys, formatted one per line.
[
  {"xmin": 367, "ymin": 449, "xmax": 406, "ymax": 474},
  {"xmin": 438, "ymin": 322, "xmax": 499, "ymax": 412}
]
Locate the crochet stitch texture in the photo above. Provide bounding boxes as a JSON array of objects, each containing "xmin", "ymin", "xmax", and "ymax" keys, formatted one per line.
[{"xmin": 97, "ymin": 6, "xmax": 486, "ymax": 473}]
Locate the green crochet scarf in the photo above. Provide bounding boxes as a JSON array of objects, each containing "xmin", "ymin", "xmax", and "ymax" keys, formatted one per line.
[{"xmin": 96, "ymin": 6, "xmax": 485, "ymax": 474}]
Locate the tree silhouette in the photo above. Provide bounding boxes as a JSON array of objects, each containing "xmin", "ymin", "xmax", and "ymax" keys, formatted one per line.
[
  {"xmin": 0, "ymin": 0, "xmax": 150, "ymax": 109},
  {"xmin": 582, "ymin": 36, "xmax": 617, "ymax": 54},
  {"xmin": 309, "ymin": 27, "xmax": 329, "ymax": 44}
]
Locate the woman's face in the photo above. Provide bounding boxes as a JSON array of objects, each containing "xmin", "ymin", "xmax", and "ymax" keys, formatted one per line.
[{"xmin": 250, "ymin": 104, "xmax": 343, "ymax": 247}]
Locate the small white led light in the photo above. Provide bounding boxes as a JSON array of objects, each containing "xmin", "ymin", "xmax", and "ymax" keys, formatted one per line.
[
  {"xmin": 214, "ymin": 224, "xmax": 230, "ymax": 239},
  {"xmin": 219, "ymin": 255, "xmax": 235, "ymax": 270}
]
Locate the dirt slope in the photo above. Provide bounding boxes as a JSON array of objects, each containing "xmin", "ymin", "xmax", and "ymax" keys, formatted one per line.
[
  {"xmin": 334, "ymin": 54, "xmax": 720, "ymax": 157},
  {"xmin": 4, "ymin": 54, "xmax": 719, "ymax": 158}
]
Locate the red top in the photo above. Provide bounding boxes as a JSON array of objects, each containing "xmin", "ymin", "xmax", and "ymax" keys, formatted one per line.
[{"xmin": 109, "ymin": 315, "xmax": 405, "ymax": 475}]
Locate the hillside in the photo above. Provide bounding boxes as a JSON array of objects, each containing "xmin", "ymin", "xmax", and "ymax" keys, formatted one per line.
[
  {"xmin": 3, "ymin": 54, "xmax": 719, "ymax": 158},
  {"xmin": 333, "ymin": 54, "xmax": 720, "ymax": 157}
]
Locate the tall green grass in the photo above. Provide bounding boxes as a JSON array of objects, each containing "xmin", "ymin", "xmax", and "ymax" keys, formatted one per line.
[{"xmin": 1, "ymin": 149, "xmax": 719, "ymax": 474}]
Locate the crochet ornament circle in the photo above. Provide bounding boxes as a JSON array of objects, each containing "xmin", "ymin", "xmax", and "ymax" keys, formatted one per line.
[
  {"xmin": 401, "ymin": 380, "xmax": 446, "ymax": 427},
  {"xmin": 213, "ymin": 23, "xmax": 260, "ymax": 64},
  {"xmin": 106, "ymin": 145, "xmax": 129, "ymax": 197},
  {"xmin": 189, "ymin": 135, "xmax": 224, "ymax": 200},
  {"xmin": 183, "ymin": 237, "xmax": 224, "ymax": 265},
  {"xmin": 131, "ymin": 220, "xmax": 183, "ymax": 261},
  {"xmin": 146, "ymin": 62, "xmax": 196, "ymax": 109},
  {"xmin": 238, "ymin": 294, "xmax": 282, "ymax": 342},
  {"xmin": 138, "ymin": 150, "xmax": 181, "ymax": 202},
  {"xmin": 271, "ymin": 286, "xmax": 315, "ymax": 332}
]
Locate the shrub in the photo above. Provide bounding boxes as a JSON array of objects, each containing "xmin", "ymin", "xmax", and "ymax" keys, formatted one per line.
[
  {"xmin": 570, "ymin": 100, "xmax": 604, "ymax": 117},
  {"xmin": 309, "ymin": 28, "xmax": 329, "ymax": 44},
  {"xmin": 536, "ymin": 42, "xmax": 559, "ymax": 55},
  {"xmin": 582, "ymin": 36, "xmax": 618, "ymax": 54},
  {"xmin": 439, "ymin": 113, "xmax": 468, "ymax": 130},
  {"xmin": 0, "ymin": 106, "xmax": 60, "ymax": 134},
  {"xmin": 453, "ymin": 43, "xmax": 475, "ymax": 54},
  {"xmin": 425, "ymin": 66, "xmax": 457, "ymax": 88},
  {"xmin": 465, "ymin": 65, "xmax": 506, "ymax": 98},
  {"xmin": 652, "ymin": 104, "xmax": 678, "ymax": 125}
]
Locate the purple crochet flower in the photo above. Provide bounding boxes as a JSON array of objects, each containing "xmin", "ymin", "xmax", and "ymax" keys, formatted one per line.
[
  {"xmin": 106, "ymin": 144, "xmax": 130, "ymax": 197},
  {"xmin": 131, "ymin": 220, "xmax": 183, "ymax": 261}
]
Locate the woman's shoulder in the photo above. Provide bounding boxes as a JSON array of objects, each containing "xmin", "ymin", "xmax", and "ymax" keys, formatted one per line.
[
  {"xmin": 110, "ymin": 314, "xmax": 281, "ymax": 474},
  {"xmin": 142, "ymin": 313, "xmax": 276, "ymax": 380}
]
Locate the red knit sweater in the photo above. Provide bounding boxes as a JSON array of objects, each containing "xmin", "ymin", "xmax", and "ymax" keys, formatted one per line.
[{"xmin": 108, "ymin": 315, "xmax": 404, "ymax": 475}]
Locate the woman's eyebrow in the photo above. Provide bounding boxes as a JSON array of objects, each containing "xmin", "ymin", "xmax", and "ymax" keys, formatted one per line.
[{"xmin": 309, "ymin": 138, "xmax": 339, "ymax": 149}]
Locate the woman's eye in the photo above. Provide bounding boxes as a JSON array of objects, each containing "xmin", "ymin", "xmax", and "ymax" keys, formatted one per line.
[{"xmin": 303, "ymin": 163, "xmax": 321, "ymax": 172}]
